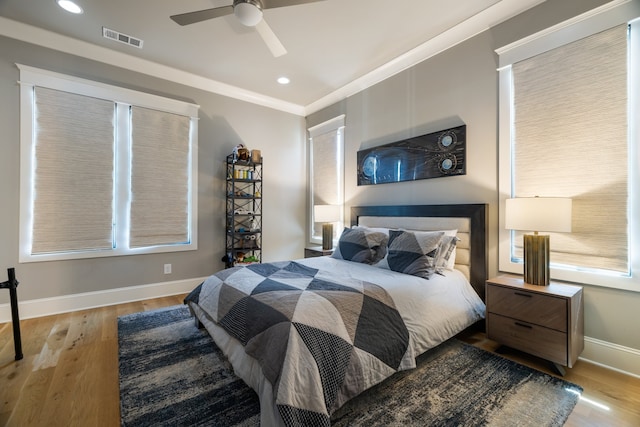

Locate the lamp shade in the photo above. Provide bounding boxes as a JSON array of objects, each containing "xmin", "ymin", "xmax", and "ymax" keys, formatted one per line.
[
  {"xmin": 314, "ymin": 205, "xmax": 341, "ymax": 223},
  {"xmin": 505, "ymin": 197, "xmax": 572, "ymax": 233}
]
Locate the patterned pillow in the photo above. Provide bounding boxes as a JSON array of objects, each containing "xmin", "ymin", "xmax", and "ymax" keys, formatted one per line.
[
  {"xmin": 436, "ymin": 233, "xmax": 460, "ymax": 273},
  {"xmin": 382, "ymin": 230, "xmax": 445, "ymax": 279},
  {"xmin": 331, "ymin": 227, "xmax": 389, "ymax": 264}
]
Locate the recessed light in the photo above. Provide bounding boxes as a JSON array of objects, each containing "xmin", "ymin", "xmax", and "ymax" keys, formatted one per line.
[
  {"xmin": 57, "ymin": 0, "xmax": 83, "ymax": 14},
  {"xmin": 277, "ymin": 77, "xmax": 290, "ymax": 85}
]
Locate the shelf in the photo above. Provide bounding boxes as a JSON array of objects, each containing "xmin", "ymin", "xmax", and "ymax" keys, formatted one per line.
[
  {"xmin": 231, "ymin": 160, "xmax": 262, "ymax": 166},
  {"xmin": 226, "ymin": 153, "xmax": 262, "ymax": 166},
  {"xmin": 227, "ymin": 178, "xmax": 262, "ymax": 182},
  {"xmin": 226, "ymin": 154, "xmax": 263, "ymax": 268}
]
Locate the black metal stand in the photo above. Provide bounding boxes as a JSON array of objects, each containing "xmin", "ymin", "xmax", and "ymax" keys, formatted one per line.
[{"xmin": 0, "ymin": 267, "xmax": 23, "ymax": 360}]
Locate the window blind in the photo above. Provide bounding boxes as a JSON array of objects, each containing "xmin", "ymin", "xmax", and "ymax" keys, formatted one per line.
[
  {"xmin": 512, "ymin": 24, "xmax": 628, "ymax": 273},
  {"xmin": 130, "ymin": 106, "xmax": 191, "ymax": 247},
  {"xmin": 312, "ymin": 130, "xmax": 341, "ymax": 205},
  {"xmin": 309, "ymin": 116, "xmax": 345, "ymax": 240},
  {"xmin": 32, "ymin": 87, "xmax": 115, "ymax": 253}
]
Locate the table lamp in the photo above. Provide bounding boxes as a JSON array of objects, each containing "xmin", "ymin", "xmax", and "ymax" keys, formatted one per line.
[
  {"xmin": 505, "ymin": 197, "xmax": 572, "ymax": 285},
  {"xmin": 314, "ymin": 205, "xmax": 340, "ymax": 250}
]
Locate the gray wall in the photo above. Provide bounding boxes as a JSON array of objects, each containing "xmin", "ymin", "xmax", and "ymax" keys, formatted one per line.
[
  {"xmin": 306, "ymin": 0, "xmax": 640, "ymax": 351},
  {"xmin": 0, "ymin": 35, "xmax": 307, "ymax": 303}
]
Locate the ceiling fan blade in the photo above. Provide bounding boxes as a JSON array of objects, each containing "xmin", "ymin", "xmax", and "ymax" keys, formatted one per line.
[
  {"xmin": 170, "ymin": 5, "xmax": 233, "ymax": 26},
  {"xmin": 255, "ymin": 20, "xmax": 287, "ymax": 57},
  {"xmin": 262, "ymin": 0, "xmax": 326, "ymax": 10}
]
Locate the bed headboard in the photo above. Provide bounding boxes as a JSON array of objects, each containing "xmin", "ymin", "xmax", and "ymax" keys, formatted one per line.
[{"xmin": 350, "ymin": 204, "xmax": 488, "ymax": 300}]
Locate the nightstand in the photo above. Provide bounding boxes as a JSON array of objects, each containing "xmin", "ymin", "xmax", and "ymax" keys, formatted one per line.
[
  {"xmin": 304, "ymin": 246, "xmax": 333, "ymax": 258},
  {"xmin": 485, "ymin": 275, "xmax": 584, "ymax": 375}
]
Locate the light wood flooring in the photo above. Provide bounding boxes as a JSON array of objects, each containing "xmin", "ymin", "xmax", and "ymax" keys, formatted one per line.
[{"xmin": 0, "ymin": 294, "xmax": 639, "ymax": 426}]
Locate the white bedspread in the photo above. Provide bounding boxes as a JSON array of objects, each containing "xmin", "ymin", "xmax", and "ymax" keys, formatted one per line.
[{"xmin": 188, "ymin": 257, "xmax": 485, "ymax": 426}]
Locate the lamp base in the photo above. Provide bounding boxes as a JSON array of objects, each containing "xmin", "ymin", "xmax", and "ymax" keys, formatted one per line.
[
  {"xmin": 321, "ymin": 223, "xmax": 333, "ymax": 250},
  {"xmin": 523, "ymin": 233, "xmax": 550, "ymax": 286}
]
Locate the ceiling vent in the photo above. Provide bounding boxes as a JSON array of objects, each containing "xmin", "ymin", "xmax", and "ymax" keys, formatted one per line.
[{"xmin": 102, "ymin": 27, "xmax": 143, "ymax": 49}]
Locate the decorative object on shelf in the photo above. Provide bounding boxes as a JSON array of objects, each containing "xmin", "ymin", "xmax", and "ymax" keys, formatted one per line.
[
  {"xmin": 251, "ymin": 149, "xmax": 261, "ymax": 163},
  {"xmin": 357, "ymin": 125, "xmax": 466, "ymax": 185},
  {"xmin": 505, "ymin": 197, "xmax": 572, "ymax": 285},
  {"xmin": 314, "ymin": 204, "xmax": 340, "ymax": 250},
  {"xmin": 232, "ymin": 143, "xmax": 251, "ymax": 162}
]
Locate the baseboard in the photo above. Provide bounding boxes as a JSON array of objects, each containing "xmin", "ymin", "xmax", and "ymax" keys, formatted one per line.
[
  {"xmin": 0, "ymin": 276, "xmax": 206, "ymax": 323},
  {"xmin": 580, "ymin": 336, "xmax": 640, "ymax": 379}
]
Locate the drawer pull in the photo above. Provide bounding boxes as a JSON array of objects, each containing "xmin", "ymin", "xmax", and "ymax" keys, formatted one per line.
[
  {"xmin": 514, "ymin": 322, "xmax": 533, "ymax": 329},
  {"xmin": 514, "ymin": 292, "xmax": 532, "ymax": 298}
]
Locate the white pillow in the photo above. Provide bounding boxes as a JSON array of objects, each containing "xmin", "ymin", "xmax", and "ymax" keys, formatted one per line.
[{"xmin": 437, "ymin": 230, "xmax": 459, "ymax": 272}]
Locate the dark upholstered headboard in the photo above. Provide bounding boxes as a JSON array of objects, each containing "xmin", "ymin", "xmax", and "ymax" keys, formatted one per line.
[{"xmin": 350, "ymin": 204, "xmax": 488, "ymax": 300}]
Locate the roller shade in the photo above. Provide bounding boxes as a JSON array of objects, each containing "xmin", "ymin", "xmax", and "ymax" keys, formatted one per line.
[
  {"xmin": 511, "ymin": 24, "xmax": 628, "ymax": 273},
  {"xmin": 130, "ymin": 106, "xmax": 191, "ymax": 247},
  {"xmin": 32, "ymin": 87, "xmax": 115, "ymax": 253}
]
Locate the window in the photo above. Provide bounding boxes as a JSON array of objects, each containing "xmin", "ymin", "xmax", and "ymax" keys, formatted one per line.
[
  {"xmin": 497, "ymin": 5, "xmax": 640, "ymax": 291},
  {"xmin": 308, "ymin": 115, "xmax": 345, "ymax": 245},
  {"xmin": 18, "ymin": 65, "xmax": 199, "ymax": 262}
]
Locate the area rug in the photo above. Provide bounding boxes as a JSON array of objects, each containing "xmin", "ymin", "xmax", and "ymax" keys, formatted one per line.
[{"xmin": 118, "ymin": 305, "xmax": 583, "ymax": 427}]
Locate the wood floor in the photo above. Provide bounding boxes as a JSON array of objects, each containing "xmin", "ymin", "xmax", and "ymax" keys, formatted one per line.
[{"xmin": 1, "ymin": 295, "xmax": 639, "ymax": 426}]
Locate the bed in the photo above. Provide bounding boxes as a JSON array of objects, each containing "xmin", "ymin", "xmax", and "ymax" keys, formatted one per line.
[{"xmin": 185, "ymin": 203, "xmax": 488, "ymax": 426}]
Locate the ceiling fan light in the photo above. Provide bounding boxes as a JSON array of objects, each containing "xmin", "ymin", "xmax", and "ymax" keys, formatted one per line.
[{"xmin": 234, "ymin": 2, "xmax": 263, "ymax": 27}]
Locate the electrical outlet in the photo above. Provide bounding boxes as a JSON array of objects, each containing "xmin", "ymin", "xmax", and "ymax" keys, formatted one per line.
[{"xmin": 164, "ymin": 263, "xmax": 172, "ymax": 274}]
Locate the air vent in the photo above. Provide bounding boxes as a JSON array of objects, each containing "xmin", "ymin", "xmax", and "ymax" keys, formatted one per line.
[{"xmin": 102, "ymin": 27, "xmax": 143, "ymax": 49}]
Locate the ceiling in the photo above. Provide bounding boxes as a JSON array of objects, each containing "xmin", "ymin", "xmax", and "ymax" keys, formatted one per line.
[{"xmin": 0, "ymin": 0, "xmax": 545, "ymax": 115}]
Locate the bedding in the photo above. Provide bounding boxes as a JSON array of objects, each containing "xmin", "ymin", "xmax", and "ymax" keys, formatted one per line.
[
  {"xmin": 437, "ymin": 231, "xmax": 460, "ymax": 271},
  {"xmin": 375, "ymin": 229, "xmax": 444, "ymax": 278},
  {"xmin": 185, "ymin": 256, "xmax": 485, "ymax": 426},
  {"xmin": 353, "ymin": 225, "xmax": 459, "ymax": 273},
  {"xmin": 330, "ymin": 226, "xmax": 388, "ymax": 263}
]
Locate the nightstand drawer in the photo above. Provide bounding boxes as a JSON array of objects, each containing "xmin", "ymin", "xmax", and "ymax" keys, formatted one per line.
[
  {"xmin": 487, "ymin": 313, "xmax": 568, "ymax": 366},
  {"xmin": 486, "ymin": 284, "xmax": 567, "ymax": 332}
]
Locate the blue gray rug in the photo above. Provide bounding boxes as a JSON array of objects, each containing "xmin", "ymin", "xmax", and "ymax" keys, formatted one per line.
[{"xmin": 118, "ymin": 305, "xmax": 583, "ymax": 426}]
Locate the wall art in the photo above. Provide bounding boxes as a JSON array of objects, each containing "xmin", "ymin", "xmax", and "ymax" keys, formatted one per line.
[{"xmin": 357, "ymin": 125, "xmax": 466, "ymax": 185}]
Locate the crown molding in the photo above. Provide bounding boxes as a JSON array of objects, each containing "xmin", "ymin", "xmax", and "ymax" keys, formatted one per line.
[{"xmin": 0, "ymin": 16, "xmax": 306, "ymax": 116}]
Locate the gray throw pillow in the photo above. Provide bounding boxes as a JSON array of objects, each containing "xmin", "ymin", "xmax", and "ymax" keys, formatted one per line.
[
  {"xmin": 384, "ymin": 230, "xmax": 444, "ymax": 279},
  {"xmin": 331, "ymin": 227, "xmax": 389, "ymax": 264}
]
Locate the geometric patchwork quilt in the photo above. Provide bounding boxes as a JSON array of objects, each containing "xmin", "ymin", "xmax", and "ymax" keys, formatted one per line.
[{"xmin": 185, "ymin": 261, "xmax": 411, "ymax": 427}]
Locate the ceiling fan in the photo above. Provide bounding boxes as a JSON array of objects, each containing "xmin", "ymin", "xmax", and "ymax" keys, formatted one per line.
[{"xmin": 170, "ymin": 0, "xmax": 325, "ymax": 58}]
